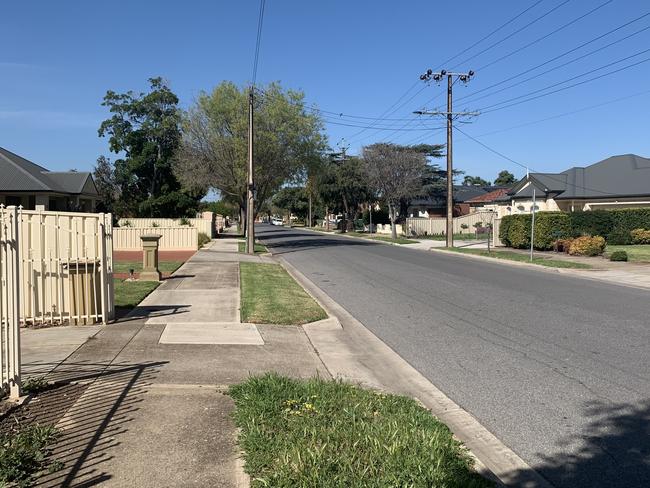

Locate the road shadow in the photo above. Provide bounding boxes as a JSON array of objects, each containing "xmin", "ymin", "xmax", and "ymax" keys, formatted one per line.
[
  {"xmin": 34, "ymin": 360, "xmax": 167, "ymax": 487},
  {"xmin": 504, "ymin": 399, "xmax": 650, "ymax": 488},
  {"xmin": 262, "ymin": 237, "xmax": 378, "ymax": 255}
]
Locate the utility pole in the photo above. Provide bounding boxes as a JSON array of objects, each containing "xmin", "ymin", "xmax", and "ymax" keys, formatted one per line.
[
  {"xmin": 530, "ymin": 188, "xmax": 536, "ymax": 261},
  {"xmin": 415, "ymin": 69, "xmax": 477, "ymax": 248},
  {"xmin": 246, "ymin": 87, "xmax": 255, "ymax": 254}
]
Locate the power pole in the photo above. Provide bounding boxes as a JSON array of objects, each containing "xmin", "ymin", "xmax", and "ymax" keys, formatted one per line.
[
  {"xmin": 415, "ymin": 69, "xmax": 477, "ymax": 248},
  {"xmin": 246, "ymin": 87, "xmax": 255, "ymax": 254}
]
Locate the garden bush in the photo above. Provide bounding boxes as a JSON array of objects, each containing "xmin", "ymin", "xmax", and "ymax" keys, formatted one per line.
[
  {"xmin": 553, "ymin": 238, "xmax": 574, "ymax": 253},
  {"xmin": 568, "ymin": 209, "xmax": 650, "ymax": 244},
  {"xmin": 568, "ymin": 236, "xmax": 606, "ymax": 256},
  {"xmin": 630, "ymin": 228, "xmax": 650, "ymax": 244},
  {"xmin": 609, "ymin": 250, "xmax": 628, "ymax": 262},
  {"xmin": 362, "ymin": 208, "xmax": 390, "ymax": 225},
  {"xmin": 500, "ymin": 212, "xmax": 570, "ymax": 250},
  {"xmin": 197, "ymin": 232, "xmax": 211, "ymax": 248}
]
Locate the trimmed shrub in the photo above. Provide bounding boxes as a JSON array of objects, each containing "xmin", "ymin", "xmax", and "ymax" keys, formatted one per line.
[
  {"xmin": 568, "ymin": 209, "xmax": 650, "ymax": 244},
  {"xmin": 630, "ymin": 228, "xmax": 650, "ymax": 244},
  {"xmin": 553, "ymin": 238, "xmax": 574, "ymax": 253},
  {"xmin": 500, "ymin": 212, "xmax": 570, "ymax": 250},
  {"xmin": 197, "ymin": 232, "xmax": 211, "ymax": 248},
  {"xmin": 568, "ymin": 236, "xmax": 606, "ymax": 256},
  {"xmin": 609, "ymin": 250, "xmax": 628, "ymax": 262}
]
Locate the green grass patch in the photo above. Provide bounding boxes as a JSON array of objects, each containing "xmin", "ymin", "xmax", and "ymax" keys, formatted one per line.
[
  {"xmin": 230, "ymin": 373, "xmax": 492, "ymax": 488},
  {"xmin": 113, "ymin": 260, "xmax": 183, "ymax": 275},
  {"xmin": 114, "ymin": 279, "xmax": 160, "ymax": 309},
  {"xmin": 240, "ymin": 263, "xmax": 326, "ymax": 325},
  {"xmin": 346, "ymin": 232, "xmax": 418, "ymax": 244},
  {"xmin": 0, "ymin": 425, "xmax": 61, "ymax": 486},
  {"xmin": 444, "ymin": 248, "xmax": 592, "ymax": 269},
  {"xmin": 238, "ymin": 242, "xmax": 268, "ymax": 254},
  {"xmin": 606, "ymin": 244, "xmax": 650, "ymax": 262}
]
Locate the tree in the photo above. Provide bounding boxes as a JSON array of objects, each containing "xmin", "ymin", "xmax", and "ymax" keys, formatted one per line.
[
  {"xmin": 98, "ymin": 77, "xmax": 203, "ymax": 217},
  {"xmin": 462, "ymin": 175, "xmax": 491, "ymax": 186},
  {"xmin": 92, "ymin": 155, "xmax": 120, "ymax": 214},
  {"xmin": 174, "ymin": 81, "xmax": 327, "ymax": 233},
  {"xmin": 272, "ymin": 187, "xmax": 309, "ymax": 221},
  {"xmin": 494, "ymin": 170, "xmax": 516, "ymax": 186},
  {"xmin": 316, "ymin": 155, "xmax": 370, "ymax": 232},
  {"xmin": 362, "ymin": 143, "xmax": 427, "ymax": 239}
]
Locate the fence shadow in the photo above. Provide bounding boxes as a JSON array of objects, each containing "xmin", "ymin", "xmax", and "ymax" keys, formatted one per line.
[
  {"xmin": 504, "ymin": 399, "xmax": 650, "ymax": 488},
  {"xmin": 34, "ymin": 360, "xmax": 167, "ymax": 487}
]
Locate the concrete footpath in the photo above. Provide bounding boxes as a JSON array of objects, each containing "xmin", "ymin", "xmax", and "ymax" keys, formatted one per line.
[{"xmin": 24, "ymin": 239, "xmax": 328, "ymax": 487}]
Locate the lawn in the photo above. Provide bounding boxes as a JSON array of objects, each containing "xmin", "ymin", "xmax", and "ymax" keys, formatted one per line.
[
  {"xmin": 237, "ymin": 241, "xmax": 268, "ymax": 253},
  {"xmin": 240, "ymin": 262, "xmax": 327, "ymax": 325},
  {"xmin": 346, "ymin": 232, "xmax": 418, "ymax": 245},
  {"xmin": 606, "ymin": 244, "xmax": 650, "ymax": 262},
  {"xmin": 444, "ymin": 247, "xmax": 592, "ymax": 269},
  {"xmin": 230, "ymin": 374, "xmax": 492, "ymax": 488},
  {"xmin": 114, "ymin": 279, "xmax": 160, "ymax": 309},
  {"xmin": 113, "ymin": 260, "xmax": 183, "ymax": 275}
]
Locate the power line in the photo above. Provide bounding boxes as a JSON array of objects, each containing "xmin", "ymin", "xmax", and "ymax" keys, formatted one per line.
[
  {"xmin": 450, "ymin": 0, "xmax": 572, "ymax": 70},
  {"xmin": 475, "ymin": 0, "xmax": 614, "ymax": 71},
  {"xmin": 457, "ymin": 13, "xmax": 650, "ymax": 105},
  {"xmin": 431, "ymin": 0, "xmax": 546, "ymax": 72},
  {"xmin": 251, "ymin": 0, "xmax": 266, "ymax": 86},
  {"xmin": 479, "ymin": 48, "xmax": 650, "ymax": 113},
  {"xmin": 455, "ymin": 125, "xmax": 618, "ymax": 196}
]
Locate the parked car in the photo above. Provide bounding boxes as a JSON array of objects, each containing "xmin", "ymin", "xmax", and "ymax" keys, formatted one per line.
[{"xmin": 271, "ymin": 217, "xmax": 284, "ymax": 226}]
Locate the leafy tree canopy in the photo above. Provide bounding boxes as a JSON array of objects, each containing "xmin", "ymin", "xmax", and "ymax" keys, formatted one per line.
[
  {"xmin": 494, "ymin": 170, "xmax": 517, "ymax": 186},
  {"xmin": 462, "ymin": 175, "xmax": 491, "ymax": 186},
  {"xmin": 98, "ymin": 77, "xmax": 203, "ymax": 217},
  {"xmin": 174, "ymin": 82, "xmax": 327, "ymax": 225},
  {"xmin": 272, "ymin": 187, "xmax": 309, "ymax": 219}
]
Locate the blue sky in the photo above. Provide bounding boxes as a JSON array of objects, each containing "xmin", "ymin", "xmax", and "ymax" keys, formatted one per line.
[{"xmin": 2, "ymin": 0, "xmax": 649, "ymax": 184}]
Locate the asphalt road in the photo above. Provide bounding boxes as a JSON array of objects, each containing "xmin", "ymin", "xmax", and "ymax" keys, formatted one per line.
[{"xmin": 257, "ymin": 224, "xmax": 650, "ymax": 488}]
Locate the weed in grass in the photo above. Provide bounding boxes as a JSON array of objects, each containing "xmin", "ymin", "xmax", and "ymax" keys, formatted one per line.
[
  {"xmin": 230, "ymin": 373, "xmax": 493, "ymax": 488},
  {"xmin": 0, "ymin": 424, "xmax": 60, "ymax": 487},
  {"xmin": 22, "ymin": 377, "xmax": 50, "ymax": 395}
]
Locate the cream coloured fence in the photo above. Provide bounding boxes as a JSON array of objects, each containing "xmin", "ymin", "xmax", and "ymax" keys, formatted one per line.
[
  {"xmin": 113, "ymin": 226, "xmax": 198, "ymax": 250},
  {"xmin": 405, "ymin": 211, "xmax": 496, "ymax": 236},
  {"xmin": 118, "ymin": 217, "xmax": 213, "ymax": 237}
]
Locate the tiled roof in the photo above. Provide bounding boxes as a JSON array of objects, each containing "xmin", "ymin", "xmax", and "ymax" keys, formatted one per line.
[{"xmin": 466, "ymin": 188, "xmax": 509, "ymax": 204}]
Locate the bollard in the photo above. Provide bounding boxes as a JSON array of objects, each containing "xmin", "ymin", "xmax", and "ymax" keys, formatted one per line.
[{"xmin": 140, "ymin": 234, "xmax": 162, "ymax": 281}]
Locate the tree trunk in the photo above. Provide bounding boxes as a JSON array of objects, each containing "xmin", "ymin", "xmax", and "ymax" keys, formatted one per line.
[
  {"xmin": 240, "ymin": 205, "xmax": 246, "ymax": 236},
  {"xmin": 389, "ymin": 203, "xmax": 397, "ymax": 240}
]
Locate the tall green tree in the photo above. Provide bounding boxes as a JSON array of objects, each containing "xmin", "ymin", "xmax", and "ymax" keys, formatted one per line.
[
  {"xmin": 92, "ymin": 155, "xmax": 119, "ymax": 214},
  {"xmin": 174, "ymin": 82, "xmax": 327, "ymax": 231},
  {"xmin": 494, "ymin": 170, "xmax": 516, "ymax": 186},
  {"xmin": 362, "ymin": 143, "xmax": 427, "ymax": 239},
  {"xmin": 462, "ymin": 175, "xmax": 491, "ymax": 186},
  {"xmin": 272, "ymin": 187, "xmax": 309, "ymax": 221},
  {"xmin": 98, "ymin": 77, "xmax": 203, "ymax": 217}
]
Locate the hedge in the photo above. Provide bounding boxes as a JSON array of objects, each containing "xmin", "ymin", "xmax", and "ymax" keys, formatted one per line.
[
  {"xmin": 499, "ymin": 212, "xmax": 570, "ymax": 250},
  {"xmin": 500, "ymin": 209, "xmax": 650, "ymax": 248}
]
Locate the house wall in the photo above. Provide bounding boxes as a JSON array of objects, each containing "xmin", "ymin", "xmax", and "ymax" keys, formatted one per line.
[
  {"xmin": 0, "ymin": 193, "xmax": 95, "ymax": 211},
  {"xmin": 496, "ymin": 198, "xmax": 559, "ymax": 217}
]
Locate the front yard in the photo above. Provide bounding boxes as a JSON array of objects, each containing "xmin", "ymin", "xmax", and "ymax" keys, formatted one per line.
[
  {"xmin": 230, "ymin": 374, "xmax": 492, "ymax": 488},
  {"xmin": 606, "ymin": 244, "xmax": 650, "ymax": 262},
  {"xmin": 443, "ymin": 248, "xmax": 592, "ymax": 269}
]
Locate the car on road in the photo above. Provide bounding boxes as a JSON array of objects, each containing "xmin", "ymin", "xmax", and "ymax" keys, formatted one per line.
[{"xmin": 271, "ymin": 217, "xmax": 284, "ymax": 226}]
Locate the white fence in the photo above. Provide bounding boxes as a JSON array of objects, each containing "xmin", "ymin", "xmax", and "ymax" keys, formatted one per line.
[
  {"xmin": 405, "ymin": 211, "xmax": 496, "ymax": 236},
  {"xmin": 492, "ymin": 218, "xmax": 504, "ymax": 247},
  {"xmin": 0, "ymin": 206, "xmax": 115, "ymax": 397},
  {"xmin": 118, "ymin": 217, "xmax": 213, "ymax": 237},
  {"xmin": 113, "ymin": 226, "xmax": 198, "ymax": 251},
  {"xmin": 375, "ymin": 223, "xmax": 404, "ymax": 235},
  {"xmin": 1, "ymin": 206, "xmax": 22, "ymax": 398}
]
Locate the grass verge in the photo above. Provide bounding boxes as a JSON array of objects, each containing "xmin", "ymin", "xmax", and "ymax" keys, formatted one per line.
[
  {"xmin": 346, "ymin": 232, "xmax": 418, "ymax": 245},
  {"xmin": 240, "ymin": 262, "xmax": 326, "ymax": 325},
  {"xmin": 113, "ymin": 260, "xmax": 183, "ymax": 275},
  {"xmin": 114, "ymin": 279, "xmax": 160, "ymax": 310},
  {"xmin": 0, "ymin": 425, "xmax": 61, "ymax": 486},
  {"xmin": 443, "ymin": 247, "xmax": 592, "ymax": 269},
  {"xmin": 606, "ymin": 244, "xmax": 650, "ymax": 262},
  {"xmin": 230, "ymin": 373, "xmax": 492, "ymax": 488},
  {"xmin": 238, "ymin": 242, "xmax": 268, "ymax": 253}
]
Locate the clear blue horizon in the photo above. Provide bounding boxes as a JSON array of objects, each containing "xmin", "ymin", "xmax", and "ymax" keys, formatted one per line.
[{"xmin": 2, "ymin": 0, "xmax": 649, "ymax": 185}]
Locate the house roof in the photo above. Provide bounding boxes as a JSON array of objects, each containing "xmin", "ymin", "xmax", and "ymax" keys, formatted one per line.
[
  {"xmin": 503, "ymin": 154, "xmax": 650, "ymax": 201},
  {"xmin": 466, "ymin": 187, "xmax": 509, "ymax": 204},
  {"xmin": 409, "ymin": 185, "xmax": 498, "ymax": 206},
  {"xmin": 0, "ymin": 146, "xmax": 98, "ymax": 196}
]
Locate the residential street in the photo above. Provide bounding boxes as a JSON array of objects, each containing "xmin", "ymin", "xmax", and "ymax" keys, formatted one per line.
[{"xmin": 257, "ymin": 224, "xmax": 650, "ymax": 488}]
